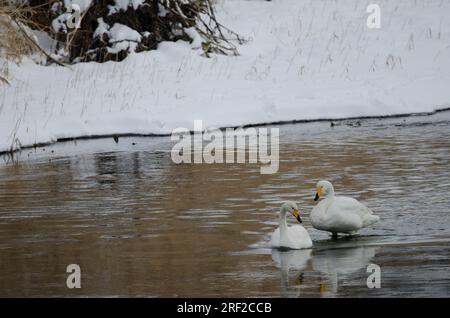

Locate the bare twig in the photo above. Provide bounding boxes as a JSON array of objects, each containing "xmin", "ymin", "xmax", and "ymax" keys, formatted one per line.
[{"xmin": 10, "ymin": 16, "xmax": 68, "ymax": 67}]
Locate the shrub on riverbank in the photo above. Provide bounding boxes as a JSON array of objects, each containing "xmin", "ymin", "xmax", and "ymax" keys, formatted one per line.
[{"xmin": 7, "ymin": 0, "xmax": 241, "ymax": 64}]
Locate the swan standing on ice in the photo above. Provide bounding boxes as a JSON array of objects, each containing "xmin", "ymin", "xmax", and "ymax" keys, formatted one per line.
[
  {"xmin": 311, "ymin": 180, "xmax": 379, "ymax": 237},
  {"xmin": 270, "ymin": 202, "xmax": 313, "ymax": 250}
]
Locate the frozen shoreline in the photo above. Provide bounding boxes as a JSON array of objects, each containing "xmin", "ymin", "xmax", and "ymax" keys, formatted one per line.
[
  {"xmin": 2, "ymin": 107, "xmax": 449, "ymax": 156},
  {"xmin": 2, "ymin": 0, "xmax": 450, "ymax": 153}
]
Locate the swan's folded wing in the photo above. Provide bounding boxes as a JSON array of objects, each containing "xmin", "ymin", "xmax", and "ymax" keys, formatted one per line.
[
  {"xmin": 332, "ymin": 196, "xmax": 379, "ymax": 227},
  {"xmin": 333, "ymin": 196, "xmax": 373, "ymax": 216},
  {"xmin": 289, "ymin": 226, "xmax": 313, "ymax": 249}
]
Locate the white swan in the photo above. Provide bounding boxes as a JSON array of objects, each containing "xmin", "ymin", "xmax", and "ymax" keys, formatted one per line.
[
  {"xmin": 270, "ymin": 202, "xmax": 313, "ymax": 250},
  {"xmin": 311, "ymin": 180, "xmax": 380, "ymax": 236}
]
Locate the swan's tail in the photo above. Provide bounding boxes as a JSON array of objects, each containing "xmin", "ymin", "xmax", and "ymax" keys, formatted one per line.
[{"xmin": 363, "ymin": 214, "xmax": 380, "ymax": 227}]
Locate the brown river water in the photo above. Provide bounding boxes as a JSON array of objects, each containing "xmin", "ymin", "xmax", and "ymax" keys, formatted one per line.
[{"xmin": 0, "ymin": 111, "xmax": 449, "ymax": 297}]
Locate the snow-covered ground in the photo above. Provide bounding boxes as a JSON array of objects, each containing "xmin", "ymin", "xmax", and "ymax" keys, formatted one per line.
[{"xmin": 1, "ymin": 0, "xmax": 450, "ymax": 152}]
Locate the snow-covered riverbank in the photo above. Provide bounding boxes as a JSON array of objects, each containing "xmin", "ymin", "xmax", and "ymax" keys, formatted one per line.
[{"xmin": 1, "ymin": 0, "xmax": 450, "ymax": 152}]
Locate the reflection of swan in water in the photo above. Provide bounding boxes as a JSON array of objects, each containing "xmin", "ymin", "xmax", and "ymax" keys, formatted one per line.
[
  {"xmin": 312, "ymin": 245, "xmax": 378, "ymax": 297},
  {"xmin": 271, "ymin": 249, "xmax": 312, "ymax": 297}
]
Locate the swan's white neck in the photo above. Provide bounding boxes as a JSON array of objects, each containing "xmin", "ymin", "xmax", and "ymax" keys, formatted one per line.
[
  {"xmin": 323, "ymin": 188, "xmax": 335, "ymax": 199},
  {"xmin": 325, "ymin": 184, "xmax": 335, "ymax": 197},
  {"xmin": 279, "ymin": 210, "xmax": 290, "ymax": 246}
]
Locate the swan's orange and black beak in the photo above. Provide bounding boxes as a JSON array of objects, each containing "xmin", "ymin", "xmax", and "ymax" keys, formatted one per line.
[
  {"xmin": 292, "ymin": 209, "xmax": 302, "ymax": 223},
  {"xmin": 314, "ymin": 187, "xmax": 321, "ymax": 201}
]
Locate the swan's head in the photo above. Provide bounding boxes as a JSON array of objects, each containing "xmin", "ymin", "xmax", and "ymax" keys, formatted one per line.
[
  {"xmin": 314, "ymin": 180, "xmax": 335, "ymax": 201},
  {"xmin": 281, "ymin": 201, "xmax": 302, "ymax": 223}
]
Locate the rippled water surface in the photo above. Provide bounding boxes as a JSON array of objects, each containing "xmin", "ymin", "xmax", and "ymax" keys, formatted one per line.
[{"xmin": 1, "ymin": 111, "xmax": 450, "ymax": 297}]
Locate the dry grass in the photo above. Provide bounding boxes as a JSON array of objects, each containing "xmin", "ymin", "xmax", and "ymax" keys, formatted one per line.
[{"xmin": 0, "ymin": 1, "xmax": 41, "ymax": 85}]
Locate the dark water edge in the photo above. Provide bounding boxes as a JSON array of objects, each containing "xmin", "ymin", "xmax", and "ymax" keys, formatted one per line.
[{"xmin": 2, "ymin": 106, "xmax": 449, "ymax": 158}]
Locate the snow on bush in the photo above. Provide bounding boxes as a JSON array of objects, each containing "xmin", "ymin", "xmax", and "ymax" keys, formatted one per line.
[
  {"xmin": 25, "ymin": 0, "xmax": 216, "ymax": 63},
  {"xmin": 108, "ymin": 0, "xmax": 145, "ymax": 15}
]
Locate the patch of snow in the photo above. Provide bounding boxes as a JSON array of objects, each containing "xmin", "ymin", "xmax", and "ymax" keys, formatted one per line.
[
  {"xmin": 108, "ymin": 0, "xmax": 144, "ymax": 15},
  {"xmin": 158, "ymin": 3, "xmax": 168, "ymax": 17},
  {"xmin": 184, "ymin": 27, "xmax": 202, "ymax": 49},
  {"xmin": 106, "ymin": 23, "xmax": 142, "ymax": 53},
  {"xmin": 64, "ymin": 0, "xmax": 93, "ymax": 12},
  {"xmin": 93, "ymin": 18, "xmax": 110, "ymax": 38},
  {"xmin": 107, "ymin": 40, "xmax": 138, "ymax": 54},
  {"xmin": 33, "ymin": 30, "xmax": 57, "ymax": 54},
  {"xmin": 51, "ymin": 13, "xmax": 71, "ymax": 33},
  {"xmin": 108, "ymin": 23, "xmax": 142, "ymax": 43}
]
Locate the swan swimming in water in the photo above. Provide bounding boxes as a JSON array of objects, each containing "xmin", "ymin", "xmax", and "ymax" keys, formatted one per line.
[
  {"xmin": 311, "ymin": 180, "xmax": 380, "ymax": 237},
  {"xmin": 270, "ymin": 202, "xmax": 313, "ymax": 250}
]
